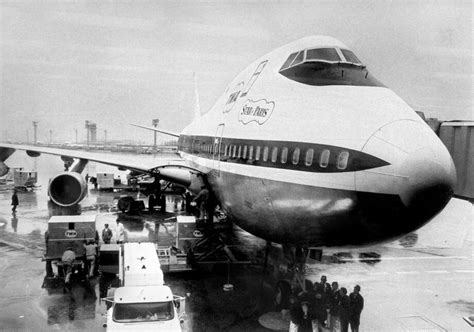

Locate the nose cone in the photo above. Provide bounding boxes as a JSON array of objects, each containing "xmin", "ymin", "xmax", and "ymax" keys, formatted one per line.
[
  {"xmin": 358, "ymin": 120, "xmax": 456, "ymax": 232},
  {"xmin": 398, "ymin": 142, "xmax": 456, "ymax": 211}
]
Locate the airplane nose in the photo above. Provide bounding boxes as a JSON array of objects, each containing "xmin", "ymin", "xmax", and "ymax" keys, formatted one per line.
[
  {"xmin": 358, "ymin": 120, "xmax": 456, "ymax": 225},
  {"xmin": 398, "ymin": 142, "xmax": 456, "ymax": 209}
]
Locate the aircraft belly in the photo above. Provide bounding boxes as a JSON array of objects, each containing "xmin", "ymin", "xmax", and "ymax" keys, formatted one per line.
[{"xmin": 213, "ymin": 171, "xmax": 433, "ymax": 247}]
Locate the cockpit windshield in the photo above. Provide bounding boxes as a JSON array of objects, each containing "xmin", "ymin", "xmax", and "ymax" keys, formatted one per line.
[
  {"xmin": 279, "ymin": 47, "xmax": 383, "ymax": 87},
  {"xmin": 306, "ymin": 48, "xmax": 341, "ymax": 62}
]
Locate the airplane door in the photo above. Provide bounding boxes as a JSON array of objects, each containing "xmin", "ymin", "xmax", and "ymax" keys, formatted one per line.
[{"xmin": 213, "ymin": 124, "xmax": 225, "ymax": 171}]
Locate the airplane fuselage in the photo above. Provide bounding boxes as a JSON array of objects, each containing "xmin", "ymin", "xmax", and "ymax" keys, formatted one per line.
[{"xmin": 178, "ymin": 36, "xmax": 456, "ymax": 247}]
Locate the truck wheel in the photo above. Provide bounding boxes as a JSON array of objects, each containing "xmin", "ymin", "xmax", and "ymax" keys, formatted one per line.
[{"xmin": 274, "ymin": 281, "xmax": 291, "ymax": 310}]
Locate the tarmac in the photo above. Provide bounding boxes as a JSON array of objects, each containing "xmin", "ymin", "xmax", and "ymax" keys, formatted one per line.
[{"xmin": 0, "ymin": 153, "xmax": 472, "ymax": 331}]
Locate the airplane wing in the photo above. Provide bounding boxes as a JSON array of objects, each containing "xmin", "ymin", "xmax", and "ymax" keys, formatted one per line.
[
  {"xmin": 130, "ymin": 124, "xmax": 180, "ymax": 138},
  {"xmin": 0, "ymin": 143, "xmax": 197, "ymax": 187}
]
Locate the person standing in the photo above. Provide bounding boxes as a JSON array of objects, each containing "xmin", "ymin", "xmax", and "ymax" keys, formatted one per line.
[
  {"xmin": 291, "ymin": 299, "xmax": 315, "ymax": 332},
  {"xmin": 116, "ymin": 219, "xmax": 125, "ymax": 244},
  {"xmin": 61, "ymin": 247, "xmax": 76, "ymax": 285},
  {"xmin": 84, "ymin": 240, "xmax": 98, "ymax": 278},
  {"xmin": 329, "ymin": 281, "xmax": 341, "ymax": 330},
  {"xmin": 349, "ymin": 285, "xmax": 364, "ymax": 332},
  {"xmin": 11, "ymin": 189, "xmax": 18, "ymax": 213},
  {"xmin": 193, "ymin": 186, "xmax": 209, "ymax": 221},
  {"xmin": 102, "ymin": 223, "xmax": 113, "ymax": 244},
  {"xmin": 338, "ymin": 287, "xmax": 351, "ymax": 332}
]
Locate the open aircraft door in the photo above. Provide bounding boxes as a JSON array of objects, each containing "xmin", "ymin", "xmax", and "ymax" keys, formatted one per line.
[{"xmin": 213, "ymin": 124, "xmax": 225, "ymax": 171}]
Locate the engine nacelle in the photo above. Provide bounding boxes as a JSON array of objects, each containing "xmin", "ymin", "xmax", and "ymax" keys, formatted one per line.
[
  {"xmin": 48, "ymin": 172, "xmax": 87, "ymax": 207},
  {"xmin": 0, "ymin": 161, "xmax": 9, "ymax": 177}
]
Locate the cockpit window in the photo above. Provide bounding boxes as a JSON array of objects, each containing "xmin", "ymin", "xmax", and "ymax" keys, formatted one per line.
[
  {"xmin": 340, "ymin": 49, "xmax": 362, "ymax": 65},
  {"xmin": 291, "ymin": 51, "xmax": 304, "ymax": 67},
  {"xmin": 281, "ymin": 52, "xmax": 298, "ymax": 71},
  {"xmin": 279, "ymin": 46, "xmax": 384, "ymax": 87},
  {"xmin": 306, "ymin": 48, "xmax": 341, "ymax": 62}
]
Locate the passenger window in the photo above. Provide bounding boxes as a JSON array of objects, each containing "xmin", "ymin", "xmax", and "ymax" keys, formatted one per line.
[
  {"xmin": 305, "ymin": 149, "xmax": 314, "ymax": 166},
  {"xmin": 263, "ymin": 147, "xmax": 269, "ymax": 162},
  {"xmin": 237, "ymin": 146, "xmax": 242, "ymax": 159},
  {"xmin": 248, "ymin": 146, "xmax": 254, "ymax": 160},
  {"xmin": 271, "ymin": 147, "xmax": 278, "ymax": 163},
  {"xmin": 281, "ymin": 147, "xmax": 288, "ymax": 164},
  {"xmin": 241, "ymin": 60, "xmax": 268, "ymax": 97},
  {"xmin": 243, "ymin": 145, "xmax": 248, "ymax": 159},
  {"xmin": 292, "ymin": 148, "xmax": 300, "ymax": 165},
  {"xmin": 224, "ymin": 145, "xmax": 229, "ymax": 156},
  {"xmin": 255, "ymin": 146, "xmax": 261, "ymax": 161},
  {"xmin": 232, "ymin": 145, "xmax": 237, "ymax": 158},
  {"xmin": 337, "ymin": 151, "xmax": 349, "ymax": 170},
  {"xmin": 320, "ymin": 149, "xmax": 330, "ymax": 168}
]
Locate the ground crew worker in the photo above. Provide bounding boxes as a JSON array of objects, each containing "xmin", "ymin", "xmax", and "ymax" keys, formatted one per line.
[
  {"xmin": 61, "ymin": 247, "xmax": 76, "ymax": 285},
  {"xmin": 338, "ymin": 287, "xmax": 350, "ymax": 332},
  {"xmin": 11, "ymin": 189, "xmax": 18, "ymax": 213},
  {"xmin": 84, "ymin": 240, "xmax": 98, "ymax": 278},
  {"xmin": 193, "ymin": 186, "xmax": 209, "ymax": 221},
  {"xmin": 116, "ymin": 219, "xmax": 125, "ymax": 244},
  {"xmin": 102, "ymin": 223, "xmax": 112, "ymax": 244},
  {"xmin": 349, "ymin": 285, "xmax": 364, "ymax": 332}
]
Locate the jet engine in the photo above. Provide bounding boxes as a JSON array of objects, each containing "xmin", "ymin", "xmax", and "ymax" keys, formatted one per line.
[{"xmin": 48, "ymin": 172, "xmax": 87, "ymax": 207}]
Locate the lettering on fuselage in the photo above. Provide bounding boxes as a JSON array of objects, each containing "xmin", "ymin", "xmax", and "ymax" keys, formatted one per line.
[
  {"xmin": 239, "ymin": 99, "xmax": 275, "ymax": 125},
  {"xmin": 223, "ymin": 82, "xmax": 244, "ymax": 113}
]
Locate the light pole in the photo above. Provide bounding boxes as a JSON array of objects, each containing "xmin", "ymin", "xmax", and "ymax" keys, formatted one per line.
[
  {"xmin": 152, "ymin": 119, "xmax": 159, "ymax": 150},
  {"xmin": 85, "ymin": 121, "xmax": 90, "ymax": 146},
  {"xmin": 32, "ymin": 121, "xmax": 38, "ymax": 145}
]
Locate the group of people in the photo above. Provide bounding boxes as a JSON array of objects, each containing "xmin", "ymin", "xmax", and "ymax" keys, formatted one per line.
[
  {"xmin": 60, "ymin": 219, "xmax": 126, "ymax": 286},
  {"xmin": 289, "ymin": 275, "xmax": 364, "ymax": 332},
  {"xmin": 100, "ymin": 219, "xmax": 125, "ymax": 244}
]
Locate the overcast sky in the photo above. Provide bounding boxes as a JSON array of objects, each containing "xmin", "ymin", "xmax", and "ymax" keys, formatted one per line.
[{"xmin": 0, "ymin": 0, "xmax": 472, "ymax": 144}]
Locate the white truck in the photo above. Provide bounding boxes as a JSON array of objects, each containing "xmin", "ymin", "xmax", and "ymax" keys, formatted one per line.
[{"xmin": 104, "ymin": 242, "xmax": 185, "ymax": 331}]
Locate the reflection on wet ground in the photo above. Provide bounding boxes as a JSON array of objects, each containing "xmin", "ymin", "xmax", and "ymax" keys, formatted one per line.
[{"xmin": 46, "ymin": 280, "xmax": 97, "ymax": 325}]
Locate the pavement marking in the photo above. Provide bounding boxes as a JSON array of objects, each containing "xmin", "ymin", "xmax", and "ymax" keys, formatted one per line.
[
  {"xmin": 425, "ymin": 270, "xmax": 449, "ymax": 274},
  {"xmin": 453, "ymin": 270, "xmax": 474, "ymax": 273}
]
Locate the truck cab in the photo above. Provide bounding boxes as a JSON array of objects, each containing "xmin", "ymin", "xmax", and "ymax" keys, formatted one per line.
[
  {"xmin": 103, "ymin": 242, "xmax": 185, "ymax": 331},
  {"xmin": 106, "ymin": 286, "xmax": 182, "ymax": 331}
]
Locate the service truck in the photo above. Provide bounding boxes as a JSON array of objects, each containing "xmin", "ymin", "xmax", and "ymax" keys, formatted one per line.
[
  {"xmin": 43, "ymin": 215, "xmax": 98, "ymax": 285},
  {"xmin": 103, "ymin": 242, "xmax": 185, "ymax": 331}
]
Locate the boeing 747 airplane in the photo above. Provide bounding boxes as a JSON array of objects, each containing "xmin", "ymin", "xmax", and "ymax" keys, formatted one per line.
[{"xmin": 0, "ymin": 36, "xmax": 456, "ymax": 247}]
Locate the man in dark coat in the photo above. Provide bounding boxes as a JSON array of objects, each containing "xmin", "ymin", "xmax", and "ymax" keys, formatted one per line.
[
  {"xmin": 290, "ymin": 298, "xmax": 316, "ymax": 332},
  {"xmin": 338, "ymin": 287, "xmax": 350, "ymax": 332},
  {"xmin": 11, "ymin": 189, "xmax": 18, "ymax": 213},
  {"xmin": 329, "ymin": 281, "xmax": 341, "ymax": 329},
  {"xmin": 349, "ymin": 285, "xmax": 364, "ymax": 332}
]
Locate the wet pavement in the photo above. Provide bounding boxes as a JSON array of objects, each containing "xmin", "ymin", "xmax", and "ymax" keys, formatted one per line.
[{"xmin": 0, "ymin": 153, "xmax": 473, "ymax": 331}]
